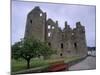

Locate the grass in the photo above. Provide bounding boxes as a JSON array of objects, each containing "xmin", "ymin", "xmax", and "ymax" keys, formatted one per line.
[
  {"xmin": 11, "ymin": 58, "xmax": 49, "ymax": 72},
  {"xmin": 11, "ymin": 56, "xmax": 81, "ymax": 72},
  {"xmin": 11, "ymin": 59, "xmax": 27, "ymax": 72}
]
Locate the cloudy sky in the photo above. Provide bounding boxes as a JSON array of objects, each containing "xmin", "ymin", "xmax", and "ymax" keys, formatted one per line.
[{"xmin": 12, "ymin": 0, "xmax": 96, "ymax": 47}]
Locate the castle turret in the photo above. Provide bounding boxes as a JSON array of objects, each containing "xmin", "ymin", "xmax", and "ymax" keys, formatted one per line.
[
  {"xmin": 76, "ymin": 21, "xmax": 81, "ymax": 28},
  {"xmin": 56, "ymin": 21, "xmax": 58, "ymax": 27},
  {"xmin": 24, "ymin": 6, "xmax": 47, "ymax": 42}
]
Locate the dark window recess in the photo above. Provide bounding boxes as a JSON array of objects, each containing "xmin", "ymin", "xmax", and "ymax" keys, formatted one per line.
[
  {"xmin": 60, "ymin": 53, "xmax": 62, "ymax": 56},
  {"xmin": 74, "ymin": 43, "xmax": 77, "ymax": 48},
  {"xmin": 30, "ymin": 20, "xmax": 32, "ymax": 24},
  {"xmin": 48, "ymin": 42, "xmax": 51, "ymax": 47},
  {"xmin": 61, "ymin": 43, "xmax": 63, "ymax": 49}
]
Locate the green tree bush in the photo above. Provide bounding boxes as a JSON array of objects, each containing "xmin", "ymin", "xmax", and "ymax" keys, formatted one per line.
[{"xmin": 12, "ymin": 37, "xmax": 55, "ymax": 69}]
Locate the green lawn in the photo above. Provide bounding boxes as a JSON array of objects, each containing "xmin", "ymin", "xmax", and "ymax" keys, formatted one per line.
[
  {"xmin": 11, "ymin": 58, "xmax": 49, "ymax": 72},
  {"xmin": 11, "ymin": 56, "xmax": 80, "ymax": 72}
]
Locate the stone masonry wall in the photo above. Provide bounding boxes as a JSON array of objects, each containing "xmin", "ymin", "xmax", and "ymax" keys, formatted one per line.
[{"xmin": 24, "ymin": 6, "xmax": 88, "ymax": 58}]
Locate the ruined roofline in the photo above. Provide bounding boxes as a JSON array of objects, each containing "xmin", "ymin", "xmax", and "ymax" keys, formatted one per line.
[
  {"xmin": 29, "ymin": 6, "xmax": 85, "ymax": 32},
  {"xmin": 47, "ymin": 18, "xmax": 58, "ymax": 27},
  {"xmin": 47, "ymin": 18, "xmax": 55, "ymax": 23},
  {"xmin": 46, "ymin": 18, "xmax": 84, "ymax": 32},
  {"xmin": 62, "ymin": 21, "xmax": 84, "ymax": 31}
]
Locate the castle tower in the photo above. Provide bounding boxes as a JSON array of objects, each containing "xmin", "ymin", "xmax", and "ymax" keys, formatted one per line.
[
  {"xmin": 73, "ymin": 22, "xmax": 87, "ymax": 57},
  {"xmin": 24, "ymin": 6, "xmax": 47, "ymax": 41},
  {"xmin": 63, "ymin": 21, "xmax": 76, "ymax": 57}
]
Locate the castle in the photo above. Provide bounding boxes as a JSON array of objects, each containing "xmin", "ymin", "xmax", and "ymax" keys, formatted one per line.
[{"xmin": 25, "ymin": 6, "xmax": 87, "ymax": 58}]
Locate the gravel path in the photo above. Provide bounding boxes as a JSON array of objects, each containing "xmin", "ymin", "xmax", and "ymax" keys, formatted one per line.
[{"xmin": 69, "ymin": 56, "xmax": 96, "ymax": 71}]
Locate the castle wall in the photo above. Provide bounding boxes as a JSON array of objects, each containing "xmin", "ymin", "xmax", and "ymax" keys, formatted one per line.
[
  {"xmin": 62, "ymin": 22, "xmax": 76, "ymax": 57},
  {"xmin": 46, "ymin": 19, "xmax": 62, "ymax": 58},
  {"xmin": 25, "ymin": 6, "xmax": 87, "ymax": 58}
]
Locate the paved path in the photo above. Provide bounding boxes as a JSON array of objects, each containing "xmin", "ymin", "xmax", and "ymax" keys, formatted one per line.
[{"xmin": 69, "ymin": 56, "xmax": 96, "ymax": 71}]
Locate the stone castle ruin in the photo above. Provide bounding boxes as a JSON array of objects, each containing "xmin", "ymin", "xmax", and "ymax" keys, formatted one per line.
[{"xmin": 25, "ymin": 6, "xmax": 87, "ymax": 58}]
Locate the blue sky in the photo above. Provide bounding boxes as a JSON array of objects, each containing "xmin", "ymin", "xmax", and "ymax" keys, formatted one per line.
[{"xmin": 12, "ymin": 0, "xmax": 96, "ymax": 47}]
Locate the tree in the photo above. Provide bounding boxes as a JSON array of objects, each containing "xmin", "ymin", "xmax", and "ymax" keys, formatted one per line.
[
  {"xmin": 11, "ymin": 41, "xmax": 22, "ymax": 59},
  {"xmin": 12, "ymin": 37, "xmax": 55, "ymax": 69},
  {"xmin": 39, "ymin": 42, "xmax": 56, "ymax": 59},
  {"xmin": 12, "ymin": 38, "xmax": 41, "ymax": 68}
]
